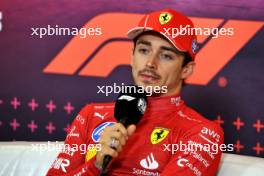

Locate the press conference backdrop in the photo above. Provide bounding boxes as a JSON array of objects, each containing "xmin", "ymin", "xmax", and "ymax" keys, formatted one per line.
[{"xmin": 0, "ymin": 0, "xmax": 263, "ymax": 158}]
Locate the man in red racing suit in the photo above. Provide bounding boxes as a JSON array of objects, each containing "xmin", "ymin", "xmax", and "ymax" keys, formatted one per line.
[
  {"xmin": 47, "ymin": 8, "xmax": 224, "ymax": 176},
  {"xmin": 46, "ymin": 95, "xmax": 223, "ymax": 176}
]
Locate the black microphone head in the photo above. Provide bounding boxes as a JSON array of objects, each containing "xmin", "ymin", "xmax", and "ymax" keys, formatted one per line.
[{"xmin": 114, "ymin": 85, "xmax": 148, "ymax": 127}]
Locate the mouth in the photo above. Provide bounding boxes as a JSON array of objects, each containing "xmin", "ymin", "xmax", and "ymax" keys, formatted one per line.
[{"xmin": 138, "ymin": 71, "xmax": 160, "ymax": 83}]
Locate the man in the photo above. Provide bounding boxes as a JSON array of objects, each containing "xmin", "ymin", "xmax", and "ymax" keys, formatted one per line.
[{"xmin": 47, "ymin": 9, "xmax": 224, "ymax": 176}]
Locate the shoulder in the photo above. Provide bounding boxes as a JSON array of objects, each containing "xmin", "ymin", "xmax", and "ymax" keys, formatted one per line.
[
  {"xmin": 77, "ymin": 101, "xmax": 116, "ymax": 128},
  {"xmin": 66, "ymin": 102, "xmax": 116, "ymax": 143},
  {"xmin": 177, "ymin": 105, "xmax": 224, "ymax": 144},
  {"xmin": 79, "ymin": 102, "xmax": 115, "ymax": 116}
]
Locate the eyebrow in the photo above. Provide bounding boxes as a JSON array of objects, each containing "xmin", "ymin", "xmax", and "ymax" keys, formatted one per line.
[
  {"xmin": 136, "ymin": 39, "xmax": 151, "ymax": 46},
  {"xmin": 136, "ymin": 39, "xmax": 183, "ymax": 55},
  {"xmin": 160, "ymin": 46, "xmax": 182, "ymax": 55}
]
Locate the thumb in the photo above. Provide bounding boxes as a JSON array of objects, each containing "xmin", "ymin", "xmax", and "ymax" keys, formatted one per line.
[{"xmin": 127, "ymin": 124, "xmax": 136, "ymax": 136}]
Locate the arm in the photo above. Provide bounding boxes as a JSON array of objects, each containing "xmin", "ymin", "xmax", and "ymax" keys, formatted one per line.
[
  {"xmin": 46, "ymin": 104, "xmax": 101, "ymax": 176},
  {"xmin": 160, "ymin": 123, "xmax": 224, "ymax": 176}
]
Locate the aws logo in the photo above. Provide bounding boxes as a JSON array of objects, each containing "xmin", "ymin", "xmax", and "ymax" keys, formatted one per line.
[{"xmin": 43, "ymin": 13, "xmax": 263, "ymax": 85}]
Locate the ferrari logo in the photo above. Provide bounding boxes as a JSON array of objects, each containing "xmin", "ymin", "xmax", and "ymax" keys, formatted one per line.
[
  {"xmin": 150, "ymin": 127, "xmax": 170, "ymax": 144},
  {"xmin": 159, "ymin": 12, "xmax": 172, "ymax": 25}
]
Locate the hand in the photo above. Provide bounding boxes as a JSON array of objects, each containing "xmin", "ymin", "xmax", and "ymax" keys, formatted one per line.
[{"xmin": 95, "ymin": 123, "xmax": 136, "ymax": 167}]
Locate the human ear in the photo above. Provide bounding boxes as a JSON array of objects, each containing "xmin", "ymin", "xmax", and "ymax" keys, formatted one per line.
[
  {"xmin": 130, "ymin": 46, "xmax": 135, "ymax": 67},
  {"xmin": 181, "ymin": 61, "xmax": 195, "ymax": 79}
]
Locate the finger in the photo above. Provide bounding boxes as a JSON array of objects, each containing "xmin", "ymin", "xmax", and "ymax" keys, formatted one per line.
[
  {"xmin": 100, "ymin": 130, "xmax": 126, "ymax": 148},
  {"xmin": 127, "ymin": 124, "xmax": 136, "ymax": 136},
  {"xmin": 98, "ymin": 145, "xmax": 118, "ymax": 158},
  {"xmin": 114, "ymin": 140, "xmax": 123, "ymax": 152},
  {"xmin": 107, "ymin": 138, "xmax": 123, "ymax": 153},
  {"xmin": 112, "ymin": 123, "xmax": 128, "ymax": 137},
  {"xmin": 110, "ymin": 131, "xmax": 126, "ymax": 146},
  {"xmin": 96, "ymin": 145, "xmax": 118, "ymax": 166},
  {"xmin": 103, "ymin": 146, "xmax": 118, "ymax": 158}
]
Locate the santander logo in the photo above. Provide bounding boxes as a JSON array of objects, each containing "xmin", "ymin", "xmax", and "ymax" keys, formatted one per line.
[{"xmin": 140, "ymin": 153, "xmax": 159, "ymax": 170}]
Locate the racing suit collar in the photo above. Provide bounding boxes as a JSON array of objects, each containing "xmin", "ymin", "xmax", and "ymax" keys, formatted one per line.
[{"xmin": 146, "ymin": 94, "xmax": 184, "ymax": 113}]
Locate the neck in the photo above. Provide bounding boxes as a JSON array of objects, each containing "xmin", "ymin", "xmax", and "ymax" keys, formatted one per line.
[
  {"xmin": 154, "ymin": 82, "xmax": 182, "ymax": 97},
  {"xmin": 145, "ymin": 93, "xmax": 184, "ymax": 116}
]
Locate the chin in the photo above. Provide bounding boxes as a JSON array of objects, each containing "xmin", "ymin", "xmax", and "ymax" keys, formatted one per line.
[{"xmin": 137, "ymin": 81, "xmax": 158, "ymax": 87}]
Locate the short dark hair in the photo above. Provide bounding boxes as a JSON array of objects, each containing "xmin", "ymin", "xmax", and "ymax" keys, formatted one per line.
[
  {"xmin": 132, "ymin": 31, "xmax": 192, "ymax": 67},
  {"xmin": 182, "ymin": 52, "xmax": 192, "ymax": 67}
]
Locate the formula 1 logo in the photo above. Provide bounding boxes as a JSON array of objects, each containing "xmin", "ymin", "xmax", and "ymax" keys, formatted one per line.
[{"xmin": 43, "ymin": 13, "xmax": 263, "ymax": 85}]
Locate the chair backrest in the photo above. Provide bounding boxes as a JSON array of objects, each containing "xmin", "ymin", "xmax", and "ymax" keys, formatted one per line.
[{"xmin": 218, "ymin": 152, "xmax": 264, "ymax": 176}]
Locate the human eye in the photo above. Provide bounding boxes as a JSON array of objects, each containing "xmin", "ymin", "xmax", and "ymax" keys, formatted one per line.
[
  {"xmin": 137, "ymin": 47, "xmax": 150, "ymax": 55},
  {"xmin": 160, "ymin": 53, "xmax": 173, "ymax": 60}
]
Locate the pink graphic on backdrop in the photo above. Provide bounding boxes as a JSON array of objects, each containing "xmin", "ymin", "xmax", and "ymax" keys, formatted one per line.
[
  {"xmin": 27, "ymin": 120, "xmax": 38, "ymax": 133},
  {"xmin": 64, "ymin": 102, "xmax": 74, "ymax": 114},
  {"xmin": 46, "ymin": 122, "xmax": 56, "ymax": 134},
  {"xmin": 234, "ymin": 140, "xmax": 244, "ymax": 153},
  {"xmin": 253, "ymin": 120, "xmax": 264, "ymax": 133},
  {"xmin": 64, "ymin": 123, "xmax": 70, "ymax": 133},
  {"xmin": 46, "ymin": 100, "xmax": 56, "ymax": 113},
  {"xmin": 10, "ymin": 118, "xmax": 20, "ymax": 131},
  {"xmin": 0, "ymin": 121, "xmax": 2, "ymax": 126},
  {"xmin": 215, "ymin": 115, "xmax": 224, "ymax": 125},
  {"xmin": 233, "ymin": 117, "xmax": 245, "ymax": 130},
  {"xmin": 10, "ymin": 97, "xmax": 21, "ymax": 110},
  {"xmin": 0, "ymin": 99, "xmax": 3, "ymax": 105},
  {"xmin": 28, "ymin": 98, "xmax": 39, "ymax": 111},
  {"xmin": 218, "ymin": 76, "xmax": 228, "ymax": 87},
  {"xmin": 253, "ymin": 142, "xmax": 264, "ymax": 155}
]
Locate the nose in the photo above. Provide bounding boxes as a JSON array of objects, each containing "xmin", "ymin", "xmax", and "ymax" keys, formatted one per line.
[{"xmin": 145, "ymin": 54, "xmax": 157, "ymax": 69}]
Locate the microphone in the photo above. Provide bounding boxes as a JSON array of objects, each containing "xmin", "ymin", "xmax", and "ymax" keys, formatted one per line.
[{"xmin": 100, "ymin": 85, "xmax": 148, "ymax": 175}]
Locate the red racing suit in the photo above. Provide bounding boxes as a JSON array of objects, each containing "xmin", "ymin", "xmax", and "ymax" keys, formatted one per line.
[{"xmin": 46, "ymin": 94, "xmax": 224, "ymax": 176}]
